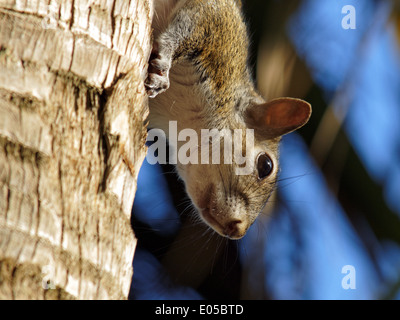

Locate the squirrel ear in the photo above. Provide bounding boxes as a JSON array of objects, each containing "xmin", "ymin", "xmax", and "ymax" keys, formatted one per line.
[{"xmin": 245, "ymin": 97, "xmax": 312, "ymax": 139}]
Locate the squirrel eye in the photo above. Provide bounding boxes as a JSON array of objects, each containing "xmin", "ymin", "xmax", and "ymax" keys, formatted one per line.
[{"xmin": 256, "ymin": 153, "xmax": 273, "ymax": 180}]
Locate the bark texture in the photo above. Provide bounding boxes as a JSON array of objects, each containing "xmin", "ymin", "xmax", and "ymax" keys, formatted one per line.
[{"xmin": 0, "ymin": 0, "xmax": 152, "ymax": 299}]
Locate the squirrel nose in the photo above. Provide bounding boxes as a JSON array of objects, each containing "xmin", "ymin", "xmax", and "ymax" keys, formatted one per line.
[{"xmin": 224, "ymin": 219, "xmax": 246, "ymax": 239}]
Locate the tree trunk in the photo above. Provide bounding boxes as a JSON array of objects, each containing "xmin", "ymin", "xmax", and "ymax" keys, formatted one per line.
[{"xmin": 0, "ymin": 0, "xmax": 152, "ymax": 299}]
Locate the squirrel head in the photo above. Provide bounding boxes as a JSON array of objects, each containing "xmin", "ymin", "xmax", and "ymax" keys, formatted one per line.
[
  {"xmin": 173, "ymin": 97, "xmax": 311, "ymax": 239},
  {"xmin": 146, "ymin": 0, "xmax": 312, "ymax": 239}
]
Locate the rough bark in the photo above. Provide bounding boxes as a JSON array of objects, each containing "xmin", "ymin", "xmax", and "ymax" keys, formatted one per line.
[{"xmin": 0, "ymin": 0, "xmax": 152, "ymax": 299}]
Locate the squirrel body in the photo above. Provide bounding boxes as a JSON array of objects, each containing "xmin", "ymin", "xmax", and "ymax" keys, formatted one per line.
[{"xmin": 146, "ymin": 0, "xmax": 312, "ymax": 239}]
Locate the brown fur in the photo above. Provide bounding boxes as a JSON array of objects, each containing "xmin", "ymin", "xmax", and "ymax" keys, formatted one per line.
[
  {"xmin": 146, "ymin": 0, "xmax": 311, "ymax": 239},
  {"xmin": 166, "ymin": 0, "xmax": 252, "ymax": 110}
]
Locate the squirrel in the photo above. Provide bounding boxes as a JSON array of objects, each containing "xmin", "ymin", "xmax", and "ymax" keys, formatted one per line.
[{"xmin": 145, "ymin": 0, "xmax": 312, "ymax": 239}]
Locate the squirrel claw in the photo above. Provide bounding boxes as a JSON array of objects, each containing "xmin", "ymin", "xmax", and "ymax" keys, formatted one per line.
[
  {"xmin": 145, "ymin": 47, "xmax": 171, "ymax": 98},
  {"xmin": 145, "ymin": 72, "xmax": 170, "ymax": 98}
]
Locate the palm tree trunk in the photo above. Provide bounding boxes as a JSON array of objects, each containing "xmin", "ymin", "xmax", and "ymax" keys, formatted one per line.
[{"xmin": 0, "ymin": 0, "xmax": 152, "ymax": 299}]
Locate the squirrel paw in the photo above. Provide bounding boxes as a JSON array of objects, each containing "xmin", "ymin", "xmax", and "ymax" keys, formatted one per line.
[{"xmin": 145, "ymin": 46, "xmax": 171, "ymax": 98}]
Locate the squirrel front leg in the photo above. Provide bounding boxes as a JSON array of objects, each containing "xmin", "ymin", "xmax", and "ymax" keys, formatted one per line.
[
  {"xmin": 145, "ymin": 40, "xmax": 172, "ymax": 98},
  {"xmin": 145, "ymin": 3, "xmax": 199, "ymax": 98}
]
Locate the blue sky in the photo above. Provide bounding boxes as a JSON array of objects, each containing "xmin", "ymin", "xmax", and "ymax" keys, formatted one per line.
[{"xmin": 241, "ymin": 0, "xmax": 400, "ymax": 299}]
